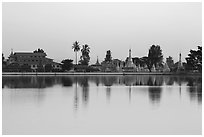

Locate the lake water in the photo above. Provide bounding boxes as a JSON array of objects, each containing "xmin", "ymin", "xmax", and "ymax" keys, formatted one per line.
[{"xmin": 2, "ymin": 75, "xmax": 202, "ymax": 135}]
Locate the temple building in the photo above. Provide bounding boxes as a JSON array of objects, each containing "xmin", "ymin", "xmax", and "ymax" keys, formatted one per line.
[
  {"xmin": 90, "ymin": 56, "xmax": 102, "ymax": 71},
  {"xmin": 7, "ymin": 49, "xmax": 62, "ymax": 71},
  {"xmin": 111, "ymin": 59, "xmax": 124, "ymax": 72}
]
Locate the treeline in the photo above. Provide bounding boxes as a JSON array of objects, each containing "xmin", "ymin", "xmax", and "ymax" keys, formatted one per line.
[
  {"xmin": 2, "ymin": 41, "xmax": 202, "ymax": 73},
  {"xmin": 70, "ymin": 41, "xmax": 202, "ymax": 73}
]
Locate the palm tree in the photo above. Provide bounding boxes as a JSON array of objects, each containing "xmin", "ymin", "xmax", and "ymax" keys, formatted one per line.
[
  {"xmin": 72, "ymin": 41, "xmax": 80, "ymax": 65},
  {"xmin": 81, "ymin": 44, "xmax": 90, "ymax": 55},
  {"xmin": 80, "ymin": 44, "xmax": 90, "ymax": 65}
]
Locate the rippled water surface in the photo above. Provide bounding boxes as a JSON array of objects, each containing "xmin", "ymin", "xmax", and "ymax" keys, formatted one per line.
[{"xmin": 2, "ymin": 75, "xmax": 202, "ymax": 135}]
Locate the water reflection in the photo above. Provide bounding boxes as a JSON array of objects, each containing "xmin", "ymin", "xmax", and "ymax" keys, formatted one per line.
[
  {"xmin": 74, "ymin": 77, "xmax": 79, "ymax": 111},
  {"xmin": 186, "ymin": 77, "xmax": 202, "ymax": 103},
  {"xmin": 2, "ymin": 75, "xmax": 202, "ymax": 104},
  {"xmin": 61, "ymin": 77, "xmax": 73, "ymax": 87},
  {"xmin": 106, "ymin": 86, "xmax": 111, "ymax": 102},
  {"xmin": 78, "ymin": 77, "xmax": 89, "ymax": 105},
  {"xmin": 148, "ymin": 87, "xmax": 162, "ymax": 103}
]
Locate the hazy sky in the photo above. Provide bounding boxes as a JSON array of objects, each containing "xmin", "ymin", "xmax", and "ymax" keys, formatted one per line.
[{"xmin": 2, "ymin": 2, "xmax": 202, "ymax": 64}]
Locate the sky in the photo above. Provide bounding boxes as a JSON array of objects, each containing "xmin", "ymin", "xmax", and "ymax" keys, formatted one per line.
[{"xmin": 2, "ymin": 2, "xmax": 202, "ymax": 64}]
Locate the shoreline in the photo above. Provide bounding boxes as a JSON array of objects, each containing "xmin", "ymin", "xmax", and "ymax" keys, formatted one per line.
[{"xmin": 2, "ymin": 72, "xmax": 202, "ymax": 76}]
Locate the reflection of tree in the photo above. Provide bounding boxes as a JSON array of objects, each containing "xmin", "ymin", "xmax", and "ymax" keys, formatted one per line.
[
  {"xmin": 148, "ymin": 86, "xmax": 162, "ymax": 103},
  {"xmin": 154, "ymin": 76, "xmax": 163, "ymax": 86},
  {"xmin": 61, "ymin": 77, "xmax": 73, "ymax": 87},
  {"xmin": 78, "ymin": 77, "xmax": 89, "ymax": 104},
  {"xmin": 102, "ymin": 76, "xmax": 117, "ymax": 86},
  {"xmin": 186, "ymin": 77, "xmax": 202, "ymax": 103},
  {"xmin": 147, "ymin": 77, "xmax": 154, "ymax": 86},
  {"xmin": 106, "ymin": 86, "xmax": 111, "ymax": 101},
  {"xmin": 73, "ymin": 77, "xmax": 79, "ymax": 111},
  {"xmin": 164, "ymin": 76, "xmax": 174, "ymax": 85},
  {"xmin": 90, "ymin": 76, "xmax": 100, "ymax": 86}
]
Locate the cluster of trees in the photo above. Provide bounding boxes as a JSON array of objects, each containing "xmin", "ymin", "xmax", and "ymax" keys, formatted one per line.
[
  {"xmin": 61, "ymin": 41, "xmax": 92, "ymax": 72},
  {"xmin": 132, "ymin": 45, "xmax": 163, "ymax": 72},
  {"xmin": 70, "ymin": 42, "xmax": 202, "ymax": 73},
  {"xmin": 61, "ymin": 59, "xmax": 73, "ymax": 72},
  {"xmin": 131, "ymin": 45, "xmax": 202, "ymax": 72},
  {"xmin": 72, "ymin": 41, "xmax": 90, "ymax": 66},
  {"xmin": 185, "ymin": 46, "xmax": 202, "ymax": 72},
  {"xmin": 104, "ymin": 50, "xmax": 112, "ymax": 63},
  {"xmin": 2, "ymin": 41, "xmax": 202, "ymax": 73}
]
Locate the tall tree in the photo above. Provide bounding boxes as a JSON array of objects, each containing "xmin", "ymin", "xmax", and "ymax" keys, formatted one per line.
[
  {"xmin": 147, "ymin": 45, "xmax": 163, "ymax": 72},
  {"xmin": 79, "ymin": 44, "xmax": 90, "ymax": 65},
  {"xmin": 72, "ymin": 41, "xmax": 80, "ymax": 65},
  {"xmin": 185, "ymin": 46, "xmax": 202, "ymax": 72},
  {"xmin": 104, "ymin": 50, "xmax": 112, "ymax": 63}
]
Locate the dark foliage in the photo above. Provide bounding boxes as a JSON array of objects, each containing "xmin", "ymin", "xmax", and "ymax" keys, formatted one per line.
[
  {"xmin": 104, "ymin": 50, "xmax": 112, "ymax": 62},
  {"xmin": 147, "ymin": 45, "xmax": 163, "ymax": 71},
  {"xmin": 61, "ymin": 59, "xmax": 73, "ymax": 71},
  {"xmin": 79, "ymin": 44, "xmax": 90, "ymax": 65},
  {"xmin": 185, "ymin": 46, "xmax": 202, "ymax": 72}
]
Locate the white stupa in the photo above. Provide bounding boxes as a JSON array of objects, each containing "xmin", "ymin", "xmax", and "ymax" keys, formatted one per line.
[
  {"xmin": 125, "ymin": 49, "xmax": 136, "ymax": 68},
  {"xmin": 151, "ymin": 64, "xmax": 156, "ymax": 72},
  {"xmin": 163, "ymin": 63, "xmax": 170, "ymax": 72}
]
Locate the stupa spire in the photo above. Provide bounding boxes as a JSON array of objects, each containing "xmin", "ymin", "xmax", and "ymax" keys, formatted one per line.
[{"xmin": 96, "ymin": 56, "xmax": 100, "ymax": 65}]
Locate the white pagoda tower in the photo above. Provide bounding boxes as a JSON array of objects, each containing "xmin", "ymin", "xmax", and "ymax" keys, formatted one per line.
[{"xmin": 125, "ymin": 49, "xmax": 136, "ymax": 68}]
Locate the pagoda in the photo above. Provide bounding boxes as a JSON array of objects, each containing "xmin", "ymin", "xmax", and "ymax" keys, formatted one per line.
[{"xmin": 123, "ymin": 49, "xmax": 136, "ymax": 72}]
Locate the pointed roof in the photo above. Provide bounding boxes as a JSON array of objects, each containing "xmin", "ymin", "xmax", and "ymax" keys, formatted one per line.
[{"xmin": 95, "ymin": 56, "xmax": 101, "ymax": 65}]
